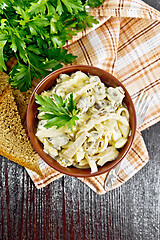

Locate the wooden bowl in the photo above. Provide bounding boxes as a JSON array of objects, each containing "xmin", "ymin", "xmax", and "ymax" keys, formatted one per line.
[{"xmin": 27, "ymin": 65, "xmax": 136, "ymax": 177}]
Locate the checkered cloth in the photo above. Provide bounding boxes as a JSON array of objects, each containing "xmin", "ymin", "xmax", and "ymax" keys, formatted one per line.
[{"xmin": 26, "ymin": 0, "xmax": 160, "ymax": 194}]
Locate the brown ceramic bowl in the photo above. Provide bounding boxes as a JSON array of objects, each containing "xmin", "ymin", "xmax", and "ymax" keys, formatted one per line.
[{"xmin": 27, "ymin": 65, "xmax": 136, "ymax": 177}]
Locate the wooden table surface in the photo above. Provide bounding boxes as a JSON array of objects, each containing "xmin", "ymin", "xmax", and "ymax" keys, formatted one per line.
[{"xmin": 0, "ymin": 1, "xmax": 160, "ymax": 239}]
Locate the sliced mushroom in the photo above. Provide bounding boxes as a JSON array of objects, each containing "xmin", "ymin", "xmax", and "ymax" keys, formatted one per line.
[
  {"xmin": 107, "ymin": 87, "xmax": 125, "ymax": 104},
  {"xmin": 76, "ymin": 95, "xmax": 95, "ymax": 114},
  {"xmin": 93, "ymin": 82, "xmax": 106, "ymax": 95},
  {"xmin": 47, "ymin": 135, "xmax": 69, "ymax": 150}
]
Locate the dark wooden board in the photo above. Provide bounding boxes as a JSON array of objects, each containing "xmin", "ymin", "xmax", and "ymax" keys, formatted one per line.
[{"xmin": 0, "ymin": 1, "xmax": 160, "ymax": 239}]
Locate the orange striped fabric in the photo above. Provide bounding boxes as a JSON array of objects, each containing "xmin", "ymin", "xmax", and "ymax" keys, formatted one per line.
[{"xmin": 26, "ymin": 0, "xmax": 160, "ymax": 194}]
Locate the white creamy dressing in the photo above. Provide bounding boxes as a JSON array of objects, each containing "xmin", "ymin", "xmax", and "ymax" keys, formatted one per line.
[{"xmin": 36, "ymin": 71, "xmax": 130, "ymax": 173}]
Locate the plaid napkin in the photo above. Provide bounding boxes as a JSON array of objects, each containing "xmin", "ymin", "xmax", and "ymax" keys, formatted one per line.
[{"xmin": 26, "ymin": 0, "xmax": 160, "ymax": 194}]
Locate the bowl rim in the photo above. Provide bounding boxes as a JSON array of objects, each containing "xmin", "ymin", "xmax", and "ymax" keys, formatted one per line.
[{"xmin": 27, "ymin": 65, "xmax": 137, "ymax": 177}]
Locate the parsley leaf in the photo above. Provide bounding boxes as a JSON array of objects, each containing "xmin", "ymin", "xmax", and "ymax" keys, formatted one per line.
[
  {"xmin": 0, "ymin": 39, "xmax": 7, "ymax": 71},
  {"xmin": 56, "ymin": 0, "xmax": 84, "ymax": 15},
  {"xmin": 86, "ymin": 0, "xmax": 104, "ymax": 8},
  {"xmin": 47, "ymin": 48, "xmax": 77, "ymax": 64},
  {"xmin": 35, "ymin": 93, "xmax": 80, "ymax": 131},
  {"xmin": 1, "ymin": 0, "xmax": 104, "ymax": 91},
  {"xmin": 9, "ymin": 64, "xmax": 32, "ymax": 91}
]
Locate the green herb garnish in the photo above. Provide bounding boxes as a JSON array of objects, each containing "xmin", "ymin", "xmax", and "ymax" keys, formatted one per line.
[
  {"xmin": 35, "ymin": 93, "xmax": 80, "ymax": 131},
  {"xmin": 86, "ymin": 0, "xmax": 104, "ymax": 8},
  {"xmin": 0, "ymin": 0, "xmax": 104, "ymax": 92}
]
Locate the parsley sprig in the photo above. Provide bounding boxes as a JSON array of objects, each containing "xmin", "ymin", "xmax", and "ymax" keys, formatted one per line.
[
  {"xmin": 0, "ymin": 0, "xmax": 104, "ymax": 92},
  {"xmin": 35, "ymin": 93, "xmax": 80, "ymax": 131}
]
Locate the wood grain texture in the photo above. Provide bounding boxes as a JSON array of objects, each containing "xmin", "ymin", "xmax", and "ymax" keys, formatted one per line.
[
  {"xmin": 0, "ymin": 1, "xmax": 160, "ymax": 239},
  {"xmin": 0, "ymin": 122, "xmax": 160, "ymax": 239}
]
